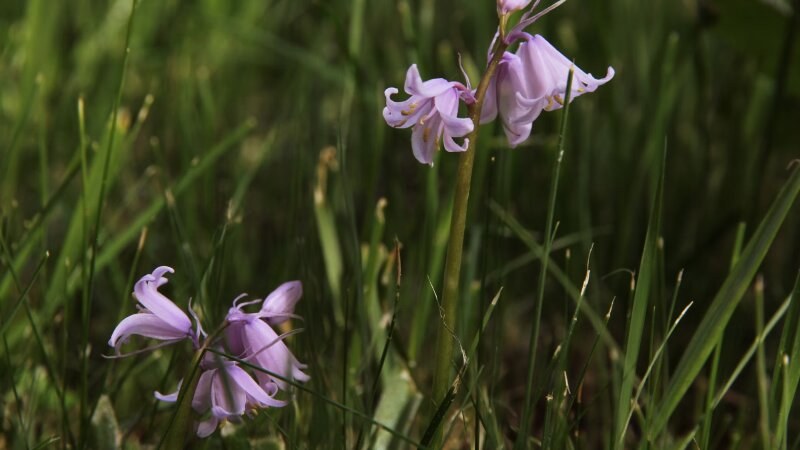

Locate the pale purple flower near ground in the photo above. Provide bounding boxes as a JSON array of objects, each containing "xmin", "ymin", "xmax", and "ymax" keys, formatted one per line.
[
  {"xmin": 155, "ymin": 353, "xmax": 286, "ymax": 437},
  {"xmin": 225, "ymin": 285, "xmax": 310, "ymax": 392},
  {"xmin": 108, "ymin": 266, "xmax": 198, "ymax": 352},
  {"xmin": 383, "ymin": 64, "xmax": 474, "ymax": 166},
  {"xmin": 497, "ymin": 0, "xmax": 532, "ymax": 15},
  {"xmin": 110, "ymin": 268, "xmax": 309, "ymax": 438},
  {"xmin": 482, "ymin": 33, "xmax": 614, "ymax": 147}
]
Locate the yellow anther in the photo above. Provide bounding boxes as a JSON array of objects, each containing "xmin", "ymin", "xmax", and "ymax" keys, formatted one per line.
[{"xmin": 401, "ymin": 102, "xmax": 418, "ymax": 116}]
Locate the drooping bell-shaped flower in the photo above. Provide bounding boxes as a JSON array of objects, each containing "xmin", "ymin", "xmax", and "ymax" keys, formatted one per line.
[
  {"xmin": 193, "ymin": 357, "xmax": 286, "ymax": 437},
  {"xmin": 155, "ymin": 353, "xmax": 285, "ymax": 438},
  {"xmin": 512, "ymin": 33, "xmax": 614, "ymax": 124},
  {"xmin": 224, "ymin": 284, "xmax": 310, "ymax": 391},
  {"xmin": 108, "ymin": 266, "xmax": 198, "ymax": 352},
  {"xmin": 497, "ymin": 0, "xmax": 533, "ymax": 15},
  {"xmin": 383, "ymin": 64, "xmax": 474, "ymax": 166},
  {"xmin": 259, "ymin": 281, "xmax": 302, "ymax": 325},
  {"xmin": 483, "ymin": 33, "xmax": 614, "ymax": 147},
  {"xmin": 481, "ymin": 51, "xmax": 538, "ymax": 147}
]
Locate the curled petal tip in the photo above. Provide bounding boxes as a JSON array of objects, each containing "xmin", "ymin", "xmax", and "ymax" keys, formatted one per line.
[{"xmin": 261, "ymin": 281, "xmax": 303, "ymax": 325}]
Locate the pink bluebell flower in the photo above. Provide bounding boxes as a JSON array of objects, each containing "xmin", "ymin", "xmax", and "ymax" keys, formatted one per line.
[
  {"xmin": 513, "ymin": 33, "xmax": 614, "ymax": 119},
  {"xmin": 497, "ymin": 0, "xmax": 533, "ymax": 15},
  {"xmin": 155, "ymin": 353, "xmax": 286, "ymax": 437},
  {"xmin": 481, "ymin": 51, "xmax": 535, "ymax": 146},
  {"xmin": 224, "ymin": 285, "xmax": 310, "ymax": 391},
  {"xmin": 482, "ymin": 34, "xmax": 614, "ymax": 147},
  {"xmin": 383, "ymin": 64, "xmax": 474, "ymax": 166},
  {"xmin": 259, "ymin": 281, "xmax": 303, "ymax": 325},
  {"xmin": 108, "ymin": 266, "xmax": 199, "ymax": 352},
  {"xmin": 111, "ymin": 269, "xmax": 309, "ymax": 438}
]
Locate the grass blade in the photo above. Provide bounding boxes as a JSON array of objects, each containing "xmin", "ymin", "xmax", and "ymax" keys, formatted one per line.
[
  {"xmin": 774, "ymin": 271, "xmax": 800, "ymax": 446},
  {"xmin": 614, "ymin": 147, "xmax": 665, "ymax": 447},
  {"xmin": 648, "ymin": 165, "xmax": 800, "ymax": 438},
  {"xmin": 516, "ymin": 67, "xmax": 574, "ymax": 450}
]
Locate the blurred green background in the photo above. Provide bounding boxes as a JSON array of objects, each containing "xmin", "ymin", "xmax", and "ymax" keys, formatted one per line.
[{"xmin": 1, "ymin": 0, "xmax": 799, "ymax": 448}]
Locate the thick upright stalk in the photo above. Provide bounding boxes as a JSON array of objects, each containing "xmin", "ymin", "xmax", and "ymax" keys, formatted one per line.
[{"xmin": 430, "ymin": 41, "xmax": 507, "ymax": 442}]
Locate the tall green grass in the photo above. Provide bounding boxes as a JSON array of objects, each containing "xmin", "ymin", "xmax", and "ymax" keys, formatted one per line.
[{"xmin": 1, "ymin": 0, "xmax": 799, "ymax": 448}]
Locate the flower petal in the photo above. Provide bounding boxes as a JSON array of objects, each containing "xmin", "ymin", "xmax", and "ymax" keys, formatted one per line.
[
  {"xmin": 260, "ymin": 281, "xmax": 303, "ymax": 325},
  {"xmin": 223, "ymin": 321, "xmax": 247, "ymax": 356},
  {"xmin": 154, "ymin": 380, "xmax": 182, "ymax": 403},
  {"xmin": 227, "ymin": 364, "xmax": 287, "ymax": 408},
  {"xmin": 383, "ymin": 90, "xmax": 433, "ymax": 129},
  {"xmin": 502, "ymin": 120, "xmax": 533, "ymax": 148},
  {"xmin": 479, "ymin": 78, "xmax": 498, "ymax": 125},
  {"xmin": 108, "ymin": 313, "xmax": 189, "ymax": 349},
  {"xmin": 192, "ymin": 369, "xmax": 215, "ymax": 413},
  {"xmin": 436, "ymin": 90, "xmax": 474, "ymax": 139},
  {"xmin": 133, "ymin": 267, "xmax": 192, "ymax": 333},
  {"xmin": 410, "ymin": 114, "xmax": 442, "ymax": 166},
  {"xmin": 404, "ymin": 64, "xmax": 453, "ymax": 98},
  {"xmin": 196, "ymin": 417, "xmax": 219, "ymax": 438},
  {"xmin": 518, "ymin": 34, "xmax": 614, "ymax": 112},
  {"xmin": 498, "ymin": 0, "xmax": 533, "ymax": 15},
  {"xmin": 211, "ymin": 369, "xmax": 246, "ymax": 417},
  {"xmin": 243, "ymin": 319, "xmax": 309, "ymax": 390}
]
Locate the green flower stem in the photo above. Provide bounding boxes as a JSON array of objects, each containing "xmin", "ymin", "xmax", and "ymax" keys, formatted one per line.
[{"xmin": 429, "ymin": 40, "xmax": 508, "ymax": 443}]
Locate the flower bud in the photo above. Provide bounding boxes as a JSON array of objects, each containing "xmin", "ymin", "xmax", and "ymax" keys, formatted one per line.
[{"xmin": 497, "ymin": 0, "xmax": 532, "ymax": 15}]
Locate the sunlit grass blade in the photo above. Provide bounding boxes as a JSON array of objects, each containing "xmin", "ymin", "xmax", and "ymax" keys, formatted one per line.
[
  {"xmin": 314, "ymin": 147, "xmax": 344, "ymax": 326},
  {"xmin": 647, "ymin": 165, "xmax": 800, "ymax": 438},
  {"xmin": 614, "ymin": 147, "xmax": 665, "ymax": 448}
]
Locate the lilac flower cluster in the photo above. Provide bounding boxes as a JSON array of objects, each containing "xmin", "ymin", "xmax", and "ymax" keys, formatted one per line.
[
  {"xmin": 109, "ymin": 266, "xmax": 309, "ymax": 437},
  {"xmin": 383, "ymin": 0, "xmax": 614, "ymax": 165}
]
